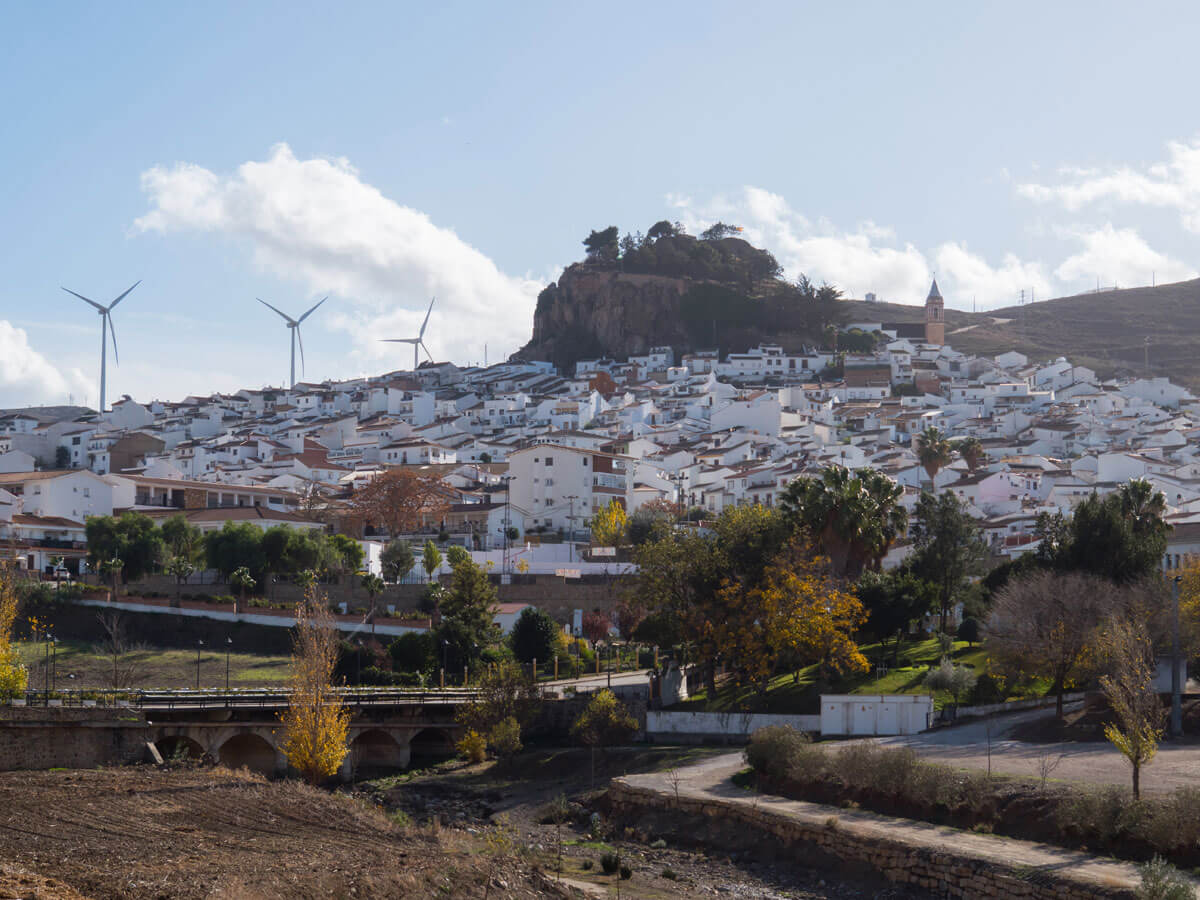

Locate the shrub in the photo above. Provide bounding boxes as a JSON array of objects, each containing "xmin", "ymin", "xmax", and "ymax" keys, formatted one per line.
[
  {"xmin": 581, "ymin": 860, "xmax": 593, "ymax": 871},
  {"xmin": 1135, "ymin": 787, "xmax": 1200, "ymax": 852},
  {"xmin": 456, "ymin": 729, "xmax": 486, "ymax": 763},
  {"xmin": 487, "ymin": 716, "xmax": 523, "ymax": 760},
  {"xmin": 661, "ymin": 868, "xmax": 677, "ymax": 880},
  {"xmin": 744, "ymin": 726, "xmax": 816, "ymax": 781},
  {"xmin": 969, "ymin": 672, "xmax": 1005, "ymax": 705},
  {"xmin": 1057, "ymin": 785, "xmax": 1131, "ymax": 844},
  {"xmin": 600, "ymin": 852, "xmax": 620, "ymax": 875},
  {"xmin": 619, "ymin": 865, "xmax": 632, "ymax": 880},
  {"xmin": 1136, "ymin": 856, "xmax": 1195, "ymax": 900}
]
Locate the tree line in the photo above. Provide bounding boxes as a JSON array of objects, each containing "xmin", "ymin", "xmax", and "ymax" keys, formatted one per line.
[{"xmin": 83, "ymin": 512, "xmax": 364, "ymax": 594}]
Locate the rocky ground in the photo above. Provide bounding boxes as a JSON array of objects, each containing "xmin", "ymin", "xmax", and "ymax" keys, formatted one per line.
[{"xmin": 357, "ymin": 746, "xmax": 926, "ymax": 899}]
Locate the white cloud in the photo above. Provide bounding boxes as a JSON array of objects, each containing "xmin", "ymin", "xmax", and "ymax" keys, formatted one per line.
[
  {"xmin": 673, "ymin": 187, "xmax": 932, "ymax": 303},
  {"xmin": 933, "ymin": 242, "xmax": 1052, "ymax": 309},
  {"xmin": 1053, "ymin": 224, "xmax": 1195, "ymax": 288},
  {"xmin": 0, "ymin": 320, "xmax": 94, "ymax": 407},
  {"xmin": 1019, "ymin": 138, "xmax": 1200, "ymax": 232},
  {"xmin": 135, "ymin": 144, "xmax": 541, "ymax": 366}
]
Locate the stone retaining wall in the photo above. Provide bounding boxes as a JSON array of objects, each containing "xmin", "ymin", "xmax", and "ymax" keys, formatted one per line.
[{"xmin": 606, "ymin": 780, "xmax": 1135, "ymax": 899}]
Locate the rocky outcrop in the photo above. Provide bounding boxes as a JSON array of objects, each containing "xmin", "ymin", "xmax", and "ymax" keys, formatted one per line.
[{"xmin": 518, "ymin": 264, "xmax": 691, "ymax": 371}]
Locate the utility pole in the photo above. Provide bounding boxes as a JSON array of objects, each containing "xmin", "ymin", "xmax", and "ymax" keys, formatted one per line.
[
  {"xmin": 502, "ymin": 474, "xmax": 512, "ymax": 577},
  {"xmin": 1172, "ymin": 575, "xmax": 1183, "ymax": 738},
  {"xmin": 565, "ymin": 495, "xmax": 579, "ymax": 563}
]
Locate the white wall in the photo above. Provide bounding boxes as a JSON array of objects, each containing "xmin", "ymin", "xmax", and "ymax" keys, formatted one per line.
[{"xmin": 645, "ymin": 711, "xmax": 820, "ymax": 740}]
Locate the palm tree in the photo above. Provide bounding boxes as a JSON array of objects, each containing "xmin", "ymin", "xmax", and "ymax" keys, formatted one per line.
[
  {"xmin": 953, "ymin": 436, "xmax": 984, "ymax": 472},
  {"xmin": 917, "ymin": 427, "xmax": 954, "ymax": 486},
  {"xmin": 780, "ymin": 465, "xmax": 908, "ymax": 577}
]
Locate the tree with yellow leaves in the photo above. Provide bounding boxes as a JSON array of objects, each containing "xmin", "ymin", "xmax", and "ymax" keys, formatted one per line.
[
  {"xmin": 0, "ymin": 568, "xmax": 27, "ymax": 700},
  {"xmin": 711, "ymin": 538, "xmax": 868, "ymax": 693},
  {"xmin": 1099, "ymin": 616, "xmax": 1165, "ymax": 799},
  {"xmin": 590, "ymin": 500, "xmax": 628, "ymax": 548},
  {"xmin": 278, "ymin": 587, "xmax": 351, "ymax": 784}
]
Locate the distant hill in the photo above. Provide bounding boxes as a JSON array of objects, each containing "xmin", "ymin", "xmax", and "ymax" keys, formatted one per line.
[
  {"xmin": 915, "ymin": 278, "xmax": 1200, "ymax": 388},
  {"xmin": 0, "ymin": 405, "xmax": 94, "ymax": 422}
]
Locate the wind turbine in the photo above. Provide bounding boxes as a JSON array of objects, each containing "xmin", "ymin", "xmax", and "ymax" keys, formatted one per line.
[
  {"xmin": 256, "ymin": 296, "xmax": 327, "ymax": 389},
  {"xmin": 380, "ymin": 297, "xmax": 436, "ymax": 371},
  {"xmin": 61, "ymin": 281, "xmax": 140, "ymax": 414}
]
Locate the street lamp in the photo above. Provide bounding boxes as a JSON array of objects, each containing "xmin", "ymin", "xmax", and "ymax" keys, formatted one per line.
[
  {"xmin": 1172, "ymin": 575, "xmax": 1183, "ymax": 738},
  {"xmin": 225, "ymin": 637, "xmax": 233, "ymax": 692},
  {"xmin": 50, "ymin": 636, "xmax": 58, "ymax": 693},
  {"xmin": 43, "ymin": 633, "xmax": 52, "ymax": 704},
  {"xmin": 195, "ymin": 639, "xmax": 204, "ymax": 691},
  {"xmin": 354, "ymin": 638, "xmax": 363, "ymax": 687}
]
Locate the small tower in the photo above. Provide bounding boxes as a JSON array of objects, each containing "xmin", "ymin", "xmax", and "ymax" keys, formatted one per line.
[{"xmin": 925, "ymin": 279, "xmax": 945, "ymax": 345}]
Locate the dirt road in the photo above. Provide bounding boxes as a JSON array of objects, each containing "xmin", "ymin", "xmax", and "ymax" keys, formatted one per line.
[{"xmin": 872, "ymin": 703, "xmax": 1200, "ymax": 793}]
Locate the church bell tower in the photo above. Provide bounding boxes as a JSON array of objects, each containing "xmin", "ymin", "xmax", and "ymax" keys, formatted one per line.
[{"xmin": 925, "ymin": 279, "xmax": 945, "ymax": 345}]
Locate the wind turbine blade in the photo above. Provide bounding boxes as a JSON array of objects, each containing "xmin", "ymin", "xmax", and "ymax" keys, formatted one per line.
[
  {"xmin": 421, "ymin": 341, "xmax": 435, "ymax": 364},
  {"xmin": 256, "ymin": 298, "xmax": 296, "ymax": 323},
  {"xmin": 61, "ymin": 287, "xmax": 106, "ymax": 312},
  {"xmin": 419, "ymin": 296, "xmax": 435, "ymax": 338},
  {"xmin": 296, "ymin": 326, "xmax": 306, "ymax": 376},
  {"xmin": 107, "ymin": 280, "xmax": 141, "ymax": 311},
  {"xmin": 107, "ymin": 314, "xmax": 119, "ymax": 365},
  {"xmin": 379, "ymin": 338, "xmax": 414, "ymax": 343},
  {"xmin": 298, "ymin": 296, "xmax": 327, "ymax": 323}
]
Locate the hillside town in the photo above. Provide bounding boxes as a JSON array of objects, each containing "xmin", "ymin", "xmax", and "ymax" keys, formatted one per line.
[{"xmin": 3, "ymin": 280, "xmax": 1195, "ymax": 602}]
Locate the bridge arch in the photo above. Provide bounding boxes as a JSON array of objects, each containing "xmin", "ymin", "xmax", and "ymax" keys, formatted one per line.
[
  {"xmin": 156, "ymin": 734, "xmax": 205, "ymax": 763},
  {"xmin": 349, "ymin": 728, "xmax": 409, "ymax": 775},
  {"xmin": 217, "ymin": 732, "xmax": 277, "ymax": 776},
  {"xmin": 409, "ymin": 727, "xmax": 455, "ymax": 765}
]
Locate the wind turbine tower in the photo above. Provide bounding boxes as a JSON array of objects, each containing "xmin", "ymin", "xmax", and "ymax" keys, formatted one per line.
[
  {"xmin": 61, "ymin": 281, "xmax": 140, "ymax": 413},
  {"xmin": 256, "ymin": 297, "xmax": 328, "ymax": 388},
  {"xmin": 380, "ymin": 297, "xmax": 436, "ymax": 371}
]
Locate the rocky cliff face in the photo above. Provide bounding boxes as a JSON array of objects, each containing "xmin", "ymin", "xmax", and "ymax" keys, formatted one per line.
[{"xmin": 518, "ymin": 264, "xmax": 692, "ymax": 371}]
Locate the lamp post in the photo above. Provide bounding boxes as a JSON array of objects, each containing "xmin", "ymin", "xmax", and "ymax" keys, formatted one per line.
[
  {"xmin": 43, "ymin": 633, "xmax": 51, "ymax": 704},
  {"xmin": 225, "ymin": 637, "xmax": 233, "ymax": 692},
  {"xmin": 195, "ymin": 639, "xmax": 204, "ymax": 691},
  {"xmin": 354, "ymin": 638, "xmax": 362, "ymax": 687},
  {"xmin": 441, "ymin": 639, "xmax": 449, "ymax": 689},
  {"xmin": 1172, "ymin": 575, "xmax": 1183, "ymax": 738},
  {"xmin": 50, "ymin": 636, "xmax": 58, "ymax": 693}
]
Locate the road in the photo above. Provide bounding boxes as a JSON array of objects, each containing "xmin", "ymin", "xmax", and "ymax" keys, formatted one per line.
[
  {"xmin": 543, "ymin": 668, "xmax": 650, "ymax": 696},
  {"xmin": 871, "ymin": 702, "xmax": 1200, "ymax": 793}
]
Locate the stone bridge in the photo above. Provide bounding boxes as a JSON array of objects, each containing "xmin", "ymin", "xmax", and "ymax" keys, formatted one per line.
[
  {"xmin": 151, "ymin": 713, "xmax": 459, "ymax": 780},
  {"xmin": 1, "ymin": 691, "xmax": 470, "ymax": 780}
]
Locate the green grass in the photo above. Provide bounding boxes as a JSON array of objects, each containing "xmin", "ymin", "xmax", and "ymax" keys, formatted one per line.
[
  {"xmin": 672, "ymin": 638, "xmax": 1049, "ymax": 714},
  {"xmin": 15, "ymin": 639, "xmax": 292, "ymax": 691}
]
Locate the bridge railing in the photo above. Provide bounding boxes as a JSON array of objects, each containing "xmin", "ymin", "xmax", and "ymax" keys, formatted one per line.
[{"xmin": 10, "ymin": 686, "xmax": 481, "ymax": 711}]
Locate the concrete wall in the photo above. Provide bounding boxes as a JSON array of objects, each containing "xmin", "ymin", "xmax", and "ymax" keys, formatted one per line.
[
  {"xmin": 645, "ymin": 711, "xmax": 819, "ymax": 744},
  {"xmin": 133, "ymin": 572, "xmax": 635, "ymax": 625}
]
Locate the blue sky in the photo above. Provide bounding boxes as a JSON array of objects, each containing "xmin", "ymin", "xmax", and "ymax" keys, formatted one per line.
[{"xmin": 3, "ymin": 2, "xmax": 1200, "ymax": 406}]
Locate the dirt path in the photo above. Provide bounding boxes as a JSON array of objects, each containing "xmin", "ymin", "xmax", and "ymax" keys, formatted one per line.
[
  {"xmin": 872, "ymin": 703, "xmax": 1200, "ymax": 793},
  {"xmin": 621, "ymin": 753, "xmax": 1177, "ymax": 894}
]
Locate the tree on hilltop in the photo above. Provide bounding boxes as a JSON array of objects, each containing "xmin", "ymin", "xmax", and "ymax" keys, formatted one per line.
[{"xmin": 583, "ymin": 226, "xmax": 620, "ymax": 263}]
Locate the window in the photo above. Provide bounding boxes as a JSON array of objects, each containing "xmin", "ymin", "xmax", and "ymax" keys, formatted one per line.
[
  {"xmin": 544, "ymin": 456, "xmax": 553, "ymax": 467},
  {"xmin": 583, "ymin": 458, "xmax": 589, "ymax": 466}
]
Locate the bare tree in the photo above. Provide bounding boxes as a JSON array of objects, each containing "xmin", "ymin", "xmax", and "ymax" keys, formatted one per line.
[
  {"xmin": 94, "ymin": 611, "xmax": 146, "ymax": 690},
  {"xmin": 1037, "ymin": 749, "xmax": 1063, "ymax": 791},
  {"xmin": 987, "ymin": 570, "xmax": 1119, "ymax": 718}
]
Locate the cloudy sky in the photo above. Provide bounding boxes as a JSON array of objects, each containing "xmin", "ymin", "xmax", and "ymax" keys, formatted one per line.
[{"xmin": 2, "ymin": 2, "xmax": 1200, "ymax": 407}]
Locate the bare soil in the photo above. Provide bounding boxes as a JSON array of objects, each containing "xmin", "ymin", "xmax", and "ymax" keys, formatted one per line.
[{"xmin": 0, "ymin": 766, "xmax": 561, "ymax": 899}]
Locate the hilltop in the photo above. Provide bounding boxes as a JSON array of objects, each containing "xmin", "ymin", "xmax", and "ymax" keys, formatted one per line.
[{"xmin": 517, "ymin": 222, "xmax": 842, "ymax": 370}]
